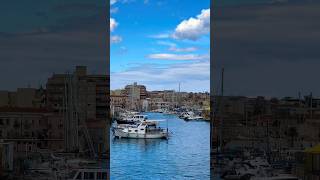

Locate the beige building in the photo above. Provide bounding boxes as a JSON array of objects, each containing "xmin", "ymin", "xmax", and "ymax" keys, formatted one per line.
[
  {"xmin": 0, "ymin": 107, "xmax": 64, "ymax": 155},
  {"xmin": 0, "ymin": 88, "xmax": 45, "ymax": 108},
  {"xmin": 110, "ymin": 94, "xmax": 126, "ymax": 109},
  {"xmin": 46, "ymin": 66, "xmax": 109, "ymax": 156},
  {"xmin": 124, "ymin": 82, "xmax": 147, "ymax": 100}
]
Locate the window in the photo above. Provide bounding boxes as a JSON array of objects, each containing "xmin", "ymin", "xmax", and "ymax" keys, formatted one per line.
[
  {"xmin": 89, "ymin": 172, "xmax": 95, "ymax": 179},
  {"xmin": 76, "ymin": 172, "xmax": 82, "ymax": 179},
  {"xmin": 84, "ymin": 172, "xmax": 94, "ymax": 179},
  {"xmin": 102, "ymin": 172, "xmax": 107, "ymax": 179},
  {"xmin": 140, "ymin": 129, "xmax": 144, "ymax": 131},
  {"xmin": 97, "ymin": 172, "xmax": 102, "ymax": 179},
  {"xmin": 135, "ymin": 130, "xmax": 138, "ymax": 132}
]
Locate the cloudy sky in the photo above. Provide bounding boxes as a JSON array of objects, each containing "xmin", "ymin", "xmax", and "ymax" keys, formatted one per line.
[
  {"xmin": 110, "ymin": 0, "xmax": 210, "ymax": 92},
  {"xmin": 213, "ymin": 0, "xmax": 320, "ymax": 97},
  {"xmin": 2, "ymin": 0, "xmax": 318, "ymax": 97},
  {"xmin": 0, "ymin": 0, "xmax": 107, "ymax": 90}
]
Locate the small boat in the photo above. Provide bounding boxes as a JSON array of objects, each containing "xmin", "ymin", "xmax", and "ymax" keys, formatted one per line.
[
  {"xmin": 179, "ymin": 111, "xmax": 204, "ymax": 121},
  {"xmin": 113, "ymin": 121, "xmax": 168, "ymax": 139}
]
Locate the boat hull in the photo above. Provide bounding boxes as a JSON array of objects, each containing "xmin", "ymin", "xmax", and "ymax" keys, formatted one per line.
[
  {"xmin": 113, "ymin": 128, "xmax": 168, "ymax": 139},
  {"xmin": 116, "ymin": 119, "xmax": 136, "ymax": 124}
]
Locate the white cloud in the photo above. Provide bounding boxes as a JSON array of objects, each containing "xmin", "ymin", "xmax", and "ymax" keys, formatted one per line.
[
  {"xmin": 157, "ymin": 41, "xmax": 176, "ymax": 47},
  {"xmin": 157, "ymin": 41, "xmax": 198, "ymax": 52},
  {"xmin": 118, "ymin": 46, "xmax": 128, "ymax": 54},
  {"xmin": 172, "ymin": 8, "xmax": 210, "ymax": 41},
  {"xmin": 110, "ymin": 0, "xmax": 117, "ymax": 5},
  {"xmin": 111, "ymin": 35, "xmax": 122, "ymax": 43},
  {"xmin": 149, "ymin": 33, "xmax": 170, "ymax": 39},
  {"xmin": 147, "ymin": 53, "xmax": 208, "ymax": 60},
  {"xmin": 169, "ymin": 46, "xmax": 198, "ymax": 52},
  {"xmin": 111, "ymin": 61, "xmax": 210, "ymax": 92},
  {"xmin": 122, "ymin": 0, "xmax": 135, "ymax": 3},
  {"xmin": 110, "ymin": 18, "xmax": 118, "ymax": 32},
  {"xmin": 111, "ymin": 7, "xmax": 119, "ymax": 14}
]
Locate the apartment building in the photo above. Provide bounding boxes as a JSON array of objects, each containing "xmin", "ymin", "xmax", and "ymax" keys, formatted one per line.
[
  {"xmin": 0, "ymin": 107, "xmax": 64, "ymax": 156},
  {"xmin": 46, "ymin": 66, "xmax": 109, "ymax": 156}
]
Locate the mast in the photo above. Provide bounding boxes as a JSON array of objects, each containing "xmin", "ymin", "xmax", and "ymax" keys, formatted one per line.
[
  {"xmin": 178, "ymin": 82, "xmax": 181, "ymax": 107},
  {"xmin": 219, "ymin": 68, "xmax": 224, "ymax": 152},
  {"xmin": 166, "ymin": 117, "xmax": 168, "ymax": 134},
  {"xmin": 215, "ymin": 67, "xmax": 224, "ymax": 167},
  {"xmin": 310, "ymin": 92, "xmax": 313, "ymax": 119},
  {"xmin": 131, "ymin": 83, "xmax": 133, "ymax": 110}
]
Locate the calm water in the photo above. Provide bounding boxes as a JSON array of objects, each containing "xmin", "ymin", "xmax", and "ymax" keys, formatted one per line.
[{"xmin": 110, "ymin": 112, "xmax": 210, "ymax": 180}]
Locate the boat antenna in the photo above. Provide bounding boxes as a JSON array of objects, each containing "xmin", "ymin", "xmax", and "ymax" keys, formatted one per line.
[
  {"xmin": 166, "ymin": 117, "xmax": 169, "ymax": 140},
  {"xmin": 166, "ymin": 118, "xmax": 168, "ymax": 133}
]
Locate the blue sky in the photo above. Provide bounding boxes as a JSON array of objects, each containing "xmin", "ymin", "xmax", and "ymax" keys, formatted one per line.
[{"xmin": 110, "ymin": 0, "xmax": 210, "ymax": 92}]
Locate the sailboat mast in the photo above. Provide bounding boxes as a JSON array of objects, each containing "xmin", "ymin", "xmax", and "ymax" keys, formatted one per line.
[
  {"xmin": 178, "ymin": 82, "xmax": 181, "ymax": 107},
  {"xmin": 219, "ymin": 68, "xmax": 224, "ymax": 152}
]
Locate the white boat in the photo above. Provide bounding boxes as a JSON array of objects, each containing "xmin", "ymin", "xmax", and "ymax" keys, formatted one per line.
[
  {"xmin": 252, "ymin": 174, "xmax": 300, "ymax": 180},
  {"xmin": 152, "ymin": 109, "xmax": 165, "ymax": 113},
  {"xmin": 180, "ymin": 111, "xmax": 204, "ymax": 121},
  {"xmin": 113, "ymin": 121, "xmax": 168, "ymax": 139},
  {"xmin": 220, "ymin": 157, "xmax": 300, "ymax": 180},
  {"xmin": 117, "ymin": 114, "xmax": 148, "ymax": 124}
]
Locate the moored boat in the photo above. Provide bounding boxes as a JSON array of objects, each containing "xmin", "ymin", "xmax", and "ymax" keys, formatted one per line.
[
  {"xmin": 179, "ymin": 111, "xmax": 204, "ymax": 121},
  {"xmin": 116, "ymin": 114, "xmax": 148, "ymax": 124},
  {"xmin": 113, "ymin": 121, "xmax": 168, "ymax": 139}
]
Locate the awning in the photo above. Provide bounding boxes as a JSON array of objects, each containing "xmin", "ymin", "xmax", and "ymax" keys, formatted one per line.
[{"xmin": 305, "ymin": 144, "xmax": 320, "ymax": 154}]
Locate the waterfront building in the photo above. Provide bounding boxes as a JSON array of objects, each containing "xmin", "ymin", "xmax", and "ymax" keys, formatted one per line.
[
  {"xmin": 110, "ymin": 94, "xmax": 127, "ymax": 109},
  {"xmin": 46, "ymin": 66, "xmax": 109, "ymax": 156},
  {"xmin": 0, "ymin": 142, "xmax": 14, "ymax": 175},
  {"xmin": 121, "ymin": 82, "xmax": 146, "ymax": 111},
  {"xmin": 0, "ymin": 107, "xmax": 64, "ymax": 155},
  {"xmin": 124, "ymin": 82, "xmax": 147, "ymax": 100},
  {"xmin": 212, "ymin": 94, "xmax": 320, "ymax": 177},
  {"xmin": 0, "ymin": 88, "xmax": 45, "ymax": 108},
  {"xmin": 112, "ymin": 83, "xmax": 210, "ymax": 112},
  {"xmin": 142, "ymin": 98, "xmax": 150, "ymax": 112}
]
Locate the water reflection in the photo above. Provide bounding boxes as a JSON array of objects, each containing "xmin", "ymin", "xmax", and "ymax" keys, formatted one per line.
[{"xmin": 112, "ymin": 138, "xmax": 165, "ymax": 152}]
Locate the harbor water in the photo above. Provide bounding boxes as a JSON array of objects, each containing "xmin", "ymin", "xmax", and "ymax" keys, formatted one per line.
[{"xmin": 110, "ymin": 112, "xmax": 210, "ymax": 180}]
